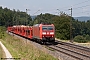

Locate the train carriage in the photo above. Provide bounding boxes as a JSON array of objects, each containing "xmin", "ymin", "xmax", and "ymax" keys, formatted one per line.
[
  {"xmin": 7, "ymin": 27, "xmax": 13, "ymax": 32},
  {"xmin": 24, "ymin": 26, "xmax": 33, "ymax": 39}
]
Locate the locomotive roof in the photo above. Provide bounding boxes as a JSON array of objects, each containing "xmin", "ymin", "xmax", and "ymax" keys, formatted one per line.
[
  {"xmin": 13, "ymin": 25, "xmax": 30, "ymax": 27},
  {"xmin": 33, "ymin": 24, "xmax": 53, "ymax": 26}
]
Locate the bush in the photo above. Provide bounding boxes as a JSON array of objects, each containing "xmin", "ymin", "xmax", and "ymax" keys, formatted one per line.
[
  {"xmin": 74, "ymin": 35, "xmax": 88, "ymax": 43},
  {"xmin": 55, "ymin": 33, "xmax": 60, "ymax": 39},
  {"xmin": 85, "ymin": 35, "xmax": 90, "ymax": 41},
  {"xmin": 56, "ymin": 32, "xmax": 68, "ymax": 40}
]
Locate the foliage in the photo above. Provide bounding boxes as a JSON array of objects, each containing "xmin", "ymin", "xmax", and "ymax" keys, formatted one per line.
[
  {"xmin": 74, "ymin": 35, "xmax": 88, "ymax": 43},
  {"xmin": 53, "ymin": 13, "xmax": 70, "ymax": 40},
  {"xmin": 73, "ymin": 20, "xmax": 90, "ymax": 36},
  {"xmin": 0, "ymin": 7, "xmax": 32, "ymax": 27},
  {"xmin": 0, "ymin": 26, "xmax": 6, "ymax": 39},
  {"xmin": 85, "ymin": 34, "xmax": 90, "ymax": 41},
  {"xmin": 33, "ymin": 13, "xmax": 55, "ymax": 24},
  {"xmin": 73, "ymin": 19, "xmax": 90, "ymax": 42}
]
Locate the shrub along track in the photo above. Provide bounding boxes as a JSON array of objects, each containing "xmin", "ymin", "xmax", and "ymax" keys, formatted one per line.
[{"xmin": 46, "ymin": 40, "xmax": 90, "ymax": 60}]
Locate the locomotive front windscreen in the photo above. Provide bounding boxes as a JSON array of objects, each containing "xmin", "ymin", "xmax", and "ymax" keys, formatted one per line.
[{"xmin": 42, "ymin": 26, "xmax": 53, "ymax": 30}]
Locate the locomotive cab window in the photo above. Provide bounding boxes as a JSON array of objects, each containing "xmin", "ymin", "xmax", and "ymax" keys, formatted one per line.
[
  {"xmin": 48, "ymin": 26, "xmax": 53, "ymax": 30},
  {"xmin": 42, "ymin": 26, "xmax": 53, "ymax": 30}
]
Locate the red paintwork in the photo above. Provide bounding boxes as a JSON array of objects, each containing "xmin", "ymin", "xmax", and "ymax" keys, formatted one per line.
[
  {"xmin": 7, "ymin": 25, "xmax": 33, "ymax": 39},
  {"xmin": 7, "ymin": 24, "xmax": 55, "ymax": 42},
  {"xmin": 7, "ymin": 27, "xmax": 13, "ymax": 32},
  {"xmin": 33, "ymin": 24, "xmax": 55, "ymax": 40}
]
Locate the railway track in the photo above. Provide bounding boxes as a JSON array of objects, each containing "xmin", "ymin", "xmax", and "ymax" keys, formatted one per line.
[
  {"xmin": 56, "ymin": 40, "xmax": 90, "ymax": 52},
  {"xmin": 46, "ymin": 40, "xmax": 90, "ymax": 60}
]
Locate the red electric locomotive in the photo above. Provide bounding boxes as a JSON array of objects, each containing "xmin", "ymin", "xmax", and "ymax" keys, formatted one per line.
[{"xmin": 33, "ymin": 24, "xmax": 55, "ymax": 43}]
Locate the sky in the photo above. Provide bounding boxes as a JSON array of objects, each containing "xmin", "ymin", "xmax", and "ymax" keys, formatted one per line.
[{"xmin": 0, "ymin": 0, "xmax": 90, "ymax": 17}]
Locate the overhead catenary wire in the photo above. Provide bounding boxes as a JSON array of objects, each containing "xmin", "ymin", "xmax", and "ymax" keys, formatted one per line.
[
  {"xmin": 72, "ymin": 0, "xmax": 90, "ymax": 6},
  {"xmin": 61, "ymin": 2, "xmax": 90, "ymax": 16},
  {"xmin": 61, "ymin": 4, "xmax": 90, "ymax": 13},
  {"xmin": 56, "ymin": 0, "xmax": 90, "ymax": 14},
  {"xmin": 72, "ymin": 4, "xmax": 90, "ymax": 10},
  {"xmin": 33, "ymin": 10, "xmax": 40, "ymax": 15},
  {"xmin": 73, "ymin": 10, "xmax": 90, "ymax": 15},
  {"xmin": 30, "ymin": 0, "xmax": 90, "ymax": 16}
]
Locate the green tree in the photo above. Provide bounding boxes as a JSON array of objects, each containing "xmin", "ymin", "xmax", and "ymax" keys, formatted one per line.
[{"xmin": 0, "ymin": 6, "xmax": 32, "ymax": 27}]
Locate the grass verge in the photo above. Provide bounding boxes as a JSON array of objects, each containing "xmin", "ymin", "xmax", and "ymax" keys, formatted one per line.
[{"xmin": 1, "ymin": 32, "xmax": 58, "ymax": 60}]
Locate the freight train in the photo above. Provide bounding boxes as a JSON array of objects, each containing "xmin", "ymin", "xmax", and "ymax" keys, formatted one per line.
[{"xmin": 7, "ymin": 24, "xmax": 55, "ymax": 44}]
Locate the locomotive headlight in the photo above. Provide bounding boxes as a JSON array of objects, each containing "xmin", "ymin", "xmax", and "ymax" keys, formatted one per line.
[
  {"xmin": 42, "ymin": 32, "xmax": 46, "ymax": 34},
  {"xmin": 50, "ymin": 32, "xmax": 54, "ymax": 34}
]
